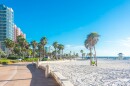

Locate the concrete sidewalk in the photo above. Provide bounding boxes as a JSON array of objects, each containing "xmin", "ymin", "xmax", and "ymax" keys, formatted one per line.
[{"xmin": 0, "ymin": 63, "xmax": 59, "ymax": 86}]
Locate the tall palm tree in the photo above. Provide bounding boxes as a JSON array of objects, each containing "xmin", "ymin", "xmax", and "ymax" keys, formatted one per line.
[
  {"xmin": 58, "ymin": 44, "xmax": 64, "ymax": 59},
  {"xmin": 27, "ymin": 49, "xmax": 32, "ymax": 57},
  {"xmin": 40, "ymin": 37, "xmax": 47, "ymax": 57},
  {"xmin": 4, "ymin": 38, "xmax": 15, "ymax": 56},
  {"xmin": 17, "ymin": 35, "xmax": 23, "ymax": 43},
  {"xmin": 38, "ymin": 43, "xmax": 43, "ymax": 60},
  {"xmin": 17, "ymin": 37, "xmax": 28, "ymax": 58},
  {"xmin": 0, "ymin": 49, "xmax": 6, "ymax": 59},
  {"xmin": 31, "ymin": 40, "xmax": 37, "ymax": 58},
  {"xmin": 83, "ymin": 53, "xmax": 86, "ymax": 59},
  {"xmin": 61, "ymin": 44, "xmax": 64, "ymax": 57},
  {"xmin": 53, "ymin": 42, "xmax": 58, "ymax": 59},
  {"xmin": 15, "ymin": 35, "xmax": 30, "ymax": 58},
  {"xmin": 70, "ymin": 51, "xmax": 72, "ymax": 56},
  {"xmin": 13, "ymin": 46, "xmax": 21, "ymax": 55},
  {"xmin": 80, "ymin": 50, "xmax": 84, "ymax": 59},
  {"xmin": 84, "ymin": 32, "xmax": 100, "ymax": 66}
]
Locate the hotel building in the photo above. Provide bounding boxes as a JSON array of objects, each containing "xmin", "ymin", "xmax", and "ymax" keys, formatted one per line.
[
  {"xmin": 0, "ymin": 4, "xmax": 14, "ymax": 51},
  {"xmin": 0, "ymin": 4, "xmax": 26, "ymax": 51},
  {"xmin": 14, "ymin": 25, "xmax": 26, "ymax": 42}
]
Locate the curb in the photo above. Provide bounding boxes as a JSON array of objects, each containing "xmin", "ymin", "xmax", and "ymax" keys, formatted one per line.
[{"xmin": 38, "ymin": 65, "xmax": 74, "ymax": 86}]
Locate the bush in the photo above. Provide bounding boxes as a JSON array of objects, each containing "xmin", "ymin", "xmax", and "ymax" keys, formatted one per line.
[
  {"xmin": 0, "ymin": 59, "xmax": 10, "ymax": 65},
  {"xmin": 22, "ymin": 58, "xmax": 38, "ymax": 62},
  {"xmin": 10, "ymin": 60, "xmax": 18, "ymax": 63},
  {"xmin": 42, "ymin": 57, "xmax": 48, "ymax": 61},
  {"xmin": 7, "ymin": 56, "xmax": 18, "ymax": 60},
  {"xmin": 92, "ymin": 61, "xmax": 95, "ymax": 65}
]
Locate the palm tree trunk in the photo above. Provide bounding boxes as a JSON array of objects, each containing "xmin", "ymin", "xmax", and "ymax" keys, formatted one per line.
[
  {"xmin": 22, "ymin": 51, "xmax": 24, "ymax": 59},
  {"xmin": 90, "ymin": 48, "xmax": 92, "ymax": 66},
  {"xmin": 33, "ymin": 48, "xmax": 35, "ymax": 58},
  {"xmin": 94, "ymin": 46, "xmax": 97, "ymax": 66},
  {"xmin": 60, "ymin": 50, "xmax": 62, "ymax": 59},
  {"xmin": 90, "ymin": 38, "xmax": 93, "ymax": 66},
  {"xmin": 43, "ymin": 45, "xmax": 45, "ymax": 58},
  {"xmin": 9, "ymin": 48, "xmax": 11, "ymax": 56},
  {"xmin": 55, "ymin": 48, "xmax": 57, "ymax": 60},
  {"xmin": 82, "ymin": 53, "xmax": 83, "ymax": 59},
  {"xmin": 39, "ymin": 50, "xmax": 41, "ymax": 60},
  {"xmin": 62, "ymin": 50, "xmax": 63, "ymax": 59}
]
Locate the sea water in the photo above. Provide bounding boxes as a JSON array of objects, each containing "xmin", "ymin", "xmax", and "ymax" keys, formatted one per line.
[{"xmin": 85, "ymin": 56, "xmax": 130, "ymax": 60}]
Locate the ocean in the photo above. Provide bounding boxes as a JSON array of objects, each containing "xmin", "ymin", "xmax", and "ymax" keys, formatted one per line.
[{"xmin": 85, "ymin": 56, "xmax": 130, "ymax": 60}]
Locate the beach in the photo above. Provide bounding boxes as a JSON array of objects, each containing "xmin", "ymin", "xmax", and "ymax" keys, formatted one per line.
[{"xmin": 41, "ymin": 59, "xmax": 130, "ymax": 86}]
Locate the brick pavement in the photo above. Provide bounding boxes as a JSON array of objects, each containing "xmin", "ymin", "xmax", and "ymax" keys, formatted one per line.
[{"xmin": 0, "ymin": 63, "xmax": 59, "ymax": 86}]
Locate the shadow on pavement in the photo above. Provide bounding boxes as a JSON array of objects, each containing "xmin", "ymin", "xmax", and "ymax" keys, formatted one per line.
[{"xmin": 27, "ymin": 64, "xmax": 59, "ymax": 86}]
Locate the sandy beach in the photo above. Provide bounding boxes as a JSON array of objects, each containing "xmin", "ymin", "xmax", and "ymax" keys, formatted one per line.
[{"xmin": 41, "ymin": 59, "xmax": 130, "ymax": 86}]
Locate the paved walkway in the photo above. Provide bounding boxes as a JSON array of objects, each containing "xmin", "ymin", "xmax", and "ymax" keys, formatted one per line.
[{"xmin": 0, "ymin": 63, "xmax": 59, "ymax": 86}]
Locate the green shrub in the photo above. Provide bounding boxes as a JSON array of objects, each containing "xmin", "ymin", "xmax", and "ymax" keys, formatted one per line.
[
  {"xmin": 22, "ymin": 58, "xmax": 38, "ymax": 62},
  {"xmin": 0, "ymin": 59, "xmax": 10, "ymax": 65},
  {"xmin": 2, "ymin": 62, "xmax": 8, "ymax": 65},
  {"xmin": 7, "ymin": 56, "xmax": 18, "ymax": 60},
  {"xmin": 10, "ymin": 60, "xmax": 18, "ymax": 63},
  {"xmin": 92, "ymin": 61, "xmax": 95, "ymax": 65},
  {"xmin": 42, "ymin": 58, "xmax": 48, "ymax": 61}
]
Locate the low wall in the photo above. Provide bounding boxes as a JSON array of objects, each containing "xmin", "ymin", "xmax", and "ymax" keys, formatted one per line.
[{"xmin": 37, "ymin": 61, "xmax": 74, "ymax": 86}]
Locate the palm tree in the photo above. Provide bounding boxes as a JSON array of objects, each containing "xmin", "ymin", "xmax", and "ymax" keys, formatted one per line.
[
  {"xmin": 83, "ymin": 53, "xmax": 86, "ymax": 59},
  {"xmin": 38, "ymin": 43, "xmax": 43, "ymax": 60},
  {"xmin": 40, "ymin": 37, "xmax": 47, "ymax": 57},
  {"xmin": 58, "ymin": 44, "xmax": 64, "ymax": 59},
  {"xmin": 70, "ymin": 51, "xmax": 72, "ymax": 56},
  {"xmin": 17, "ymin": 37, "xmax": 28, "ymax": 58},
  {"xmin": 76, "ymin": 53, "xmax": 79, "ymax": 57},
  {"xmin": 13, "ymin": 46, "xmax": 21, "ymax": 55},
  {"xmin": 17, "ymin": 35, "xmax": 23, "ymax": 43},
  {"xmin": 31, "ymin": 40, "xmax": 37, "ymax": 58},
  {"xmin": 15, "ymin": 35, "xmax": 30, "ymax": 58},
  {"xmin": 80, "ymin": 50, "xmax": 84, "ymax": 59},
  {"xmin": 84, "ymin": 32, "xmax": 100, "ymax": 66},
  {"xmin": 0, "ymin": 49, "xmax": 6, "ymax": 59},
  {"xmin": 4, "ymin": 38, "xmax": 15, "ymax": 56},
  {"xmin": 27, "ymin": 49, "xmax": 32, "ymax": 58},
  {"xmin": 61, "ymin": 44, "xmax": 64, "ymax": 58},
  {"xmin": 53, "ymin": 42, "xmax": 58, "ymax": 59}
]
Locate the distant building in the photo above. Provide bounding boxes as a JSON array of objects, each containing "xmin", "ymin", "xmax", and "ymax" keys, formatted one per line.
[
  {"xmin": 0, "ymin": 4, "xmax": 14, "ymax": 51},
  {"xmin": 14, "ymin": 25, "xmax": 17, "ymax": 41},
  {"xmin": 14, "ymin": 24, "xmax": 26, "ymax": 42}
]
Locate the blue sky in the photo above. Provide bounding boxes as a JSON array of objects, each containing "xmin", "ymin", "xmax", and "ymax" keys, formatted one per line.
[{"xmin": 1, "ymin": 0, "xmax": 130, "ymax": 56}]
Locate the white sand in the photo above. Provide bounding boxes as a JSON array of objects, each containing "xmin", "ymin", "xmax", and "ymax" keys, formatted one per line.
[{"xmin": 41, "ymin": 59, "xmax": 130, "ymax": 86}]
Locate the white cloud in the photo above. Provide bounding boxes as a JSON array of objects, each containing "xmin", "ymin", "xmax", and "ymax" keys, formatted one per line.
[{"xmin": 119, "ymin": 37, "xmax": 130, "ymax": 48}]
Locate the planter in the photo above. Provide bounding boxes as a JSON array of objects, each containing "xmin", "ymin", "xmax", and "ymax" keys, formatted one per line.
[{"xmin": 2, "ymin": 62, "xmax": 8, "ymax": 65}]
